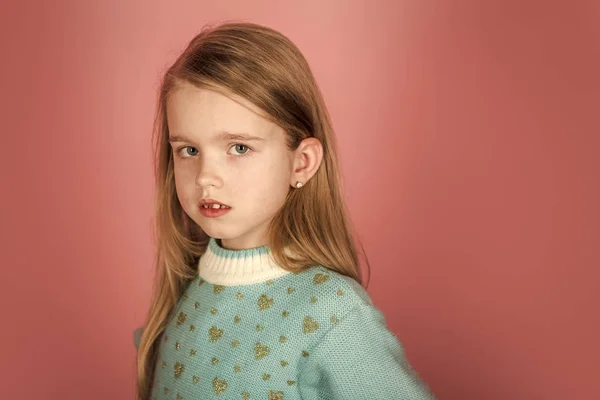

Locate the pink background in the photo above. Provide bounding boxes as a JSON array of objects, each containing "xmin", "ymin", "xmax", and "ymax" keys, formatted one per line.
[{"xmin": 1, "ymin": 0, "xmax": 599, "ymax": 398}]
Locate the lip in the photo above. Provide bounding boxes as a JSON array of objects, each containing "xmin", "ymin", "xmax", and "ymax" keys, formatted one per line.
[
  {"xmin": 199, "ymin": 204, "xmax": 231, "ymax": 218},
  {"xmin": 199, "ymin": 198, "xmax": 230, "ymax": 207},
  {"xmin": 198, "ymin": 198, "xmax": 231, "ymax": 218}
]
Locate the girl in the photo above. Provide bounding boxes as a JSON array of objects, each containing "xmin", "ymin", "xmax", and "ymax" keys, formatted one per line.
[{"xmin": 135, "ymin": 21, "xmax": 436, "ymax": 400}]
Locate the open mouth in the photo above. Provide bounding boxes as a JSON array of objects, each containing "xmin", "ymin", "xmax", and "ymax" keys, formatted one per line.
[{"xmin": 201, "ymin": 203, "xmax": 230, "ymax": 209}]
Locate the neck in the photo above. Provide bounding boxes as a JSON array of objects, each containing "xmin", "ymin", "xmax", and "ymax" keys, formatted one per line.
[
  {"xmin": 197, "ymin": 237, "xmax": 291, "ymax": 286},
  {"xmin": 219, "ymin": 234, "xmax": 269, "ymax": 251}
]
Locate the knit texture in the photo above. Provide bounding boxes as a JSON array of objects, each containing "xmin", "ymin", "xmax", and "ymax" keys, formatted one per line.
[{"xmin": 142, "ymin": 237, "xmax": 436, "ymax": 399}]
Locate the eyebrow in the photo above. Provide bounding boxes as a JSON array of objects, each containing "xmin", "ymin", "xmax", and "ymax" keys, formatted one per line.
[{"xmin": 168, "ymin": 131, "xmax": 265, "ymax": 143}]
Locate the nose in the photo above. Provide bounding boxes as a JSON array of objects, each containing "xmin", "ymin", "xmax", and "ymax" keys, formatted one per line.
[{"xmin": 194, "ymin": 156, "xmax": 223, "ymax": 189}]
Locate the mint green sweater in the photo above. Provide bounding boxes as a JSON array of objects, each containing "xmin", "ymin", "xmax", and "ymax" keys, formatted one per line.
[{"xmin": 137, "ymin": 237, "xmax": 435, "ymax": 399}]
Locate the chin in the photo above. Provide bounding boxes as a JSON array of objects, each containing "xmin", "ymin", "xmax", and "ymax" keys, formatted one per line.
[{"xmin": 196, "ymin": 223, "xmax": 238, "ymax": 241}]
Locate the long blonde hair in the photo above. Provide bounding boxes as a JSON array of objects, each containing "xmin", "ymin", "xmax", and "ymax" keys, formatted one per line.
[{"xmin": 135, "ymin": 21, "xmax": 371, "ymax": 400}]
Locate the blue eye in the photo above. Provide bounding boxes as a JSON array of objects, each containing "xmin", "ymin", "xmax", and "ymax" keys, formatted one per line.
[
  {"xmin": 178, "ymin": 146, "xmax": 198, "ymax": 157},
  {"xmin": 228, "ymin": 144, "xmax": 251, "ymax": 156},
  {"xmin": 175, "ymin": 144, "xmax": 251, "ymax": 158}
]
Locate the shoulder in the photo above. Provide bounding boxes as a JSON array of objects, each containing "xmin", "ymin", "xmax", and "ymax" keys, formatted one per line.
[
  {"xmin": 288, "ymin": 265, "xmax": 377, "ymax": 325},
  {"xmin": 309, "ymin": 265, "xmax": 373, "ymax": 305}
]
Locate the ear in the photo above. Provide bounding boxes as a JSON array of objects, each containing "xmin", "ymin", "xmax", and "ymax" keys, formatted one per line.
[{"xmin": 290, "ymin": 137, "xmax": 323, "ymax": 187}]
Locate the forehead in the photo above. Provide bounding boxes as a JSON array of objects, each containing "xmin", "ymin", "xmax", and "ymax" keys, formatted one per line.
[{"xmin": 166, "ymin": 83, "xmax": 280, "ymax": 141}]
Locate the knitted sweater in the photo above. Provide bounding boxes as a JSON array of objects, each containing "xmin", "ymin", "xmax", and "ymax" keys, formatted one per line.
[{"xmin": 137, "ymin": 237, "xmax": 435, "ymax": 399}]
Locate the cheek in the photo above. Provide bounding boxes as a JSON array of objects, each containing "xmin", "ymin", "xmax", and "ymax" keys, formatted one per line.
[
  {"xmin": 230, "ymin": 164, "xmax": 289, "ymax": 206},
  {"xmin": 173, "ymin": 166, "xmax": 197, "ymax": 202},
  {"xmin": 252, "ymin": 168, "xmax": 290, "ymax": 207}
]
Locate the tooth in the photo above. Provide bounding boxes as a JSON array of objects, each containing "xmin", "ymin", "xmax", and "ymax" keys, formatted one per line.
[
  {"xmin": 220, "ymin": 205, "xmax": 227, "ymax": 209},
  {"xmin": 211, "ymin": 204, "xmax": 220, "ymax": 209}
]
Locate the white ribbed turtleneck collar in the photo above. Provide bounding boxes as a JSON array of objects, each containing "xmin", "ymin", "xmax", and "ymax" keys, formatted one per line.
[{"xmin": 197, "ymin": 237, "xmax": 292, "ymax": 286}]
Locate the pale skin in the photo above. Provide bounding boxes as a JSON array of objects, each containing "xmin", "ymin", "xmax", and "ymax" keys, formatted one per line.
[{"xmin": 166, "ymin": 82, "xmax": 323, "ymax": 250}]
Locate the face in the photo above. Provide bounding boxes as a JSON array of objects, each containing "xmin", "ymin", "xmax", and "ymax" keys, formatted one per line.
[{"xmin": 166, "ymin": 82, "xmax": 295, "ymax": 250}]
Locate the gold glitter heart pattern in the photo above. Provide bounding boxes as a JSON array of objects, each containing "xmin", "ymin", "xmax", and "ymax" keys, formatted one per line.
[
  {"xmin": 209, "ymin": 326, "xmax": 224, "ymax": 343},
  {"xmin": 303, "ymin": 316, "xmax": 319, "ymax": 334},
  {"xmin": 212, "ymin": 377, "xmax": 228, "ymax": 394},
  {"xmin": 269, "ymin": 390, "xmax": 284, "ymax": 400},
  {"xmin": 176, "ymin": 311, "xmax": 187, "ymax": 327},
  {"xmin": 258, "ymin": 294, "xmax": 274, "ymax": 310},
  {"xmin": 313, "ymin": 273, "xmax": 330, "ymax": 285},
  {"xmin": 174, "ymin": 361, "xmax": 184, "ymax": 378},
  {"xmin": 254, "ymin": 342, "xmax": 270, "ymax": 359},
  {"xmin": 213, "ymin": 284, "xmax": 225, "ymax": 294}
]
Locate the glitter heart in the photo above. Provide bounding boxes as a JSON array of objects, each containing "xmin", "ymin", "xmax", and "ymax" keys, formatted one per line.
[
  {"xmin": 313, "ymin": 273, "xmax": 330, "ymax": 285},
  {"xmin": 268, "ymin": 390, "xmax": 284, "ymax": 400},
  {"xmin": 176, "ymin": 311, "xmax": 187, "ymax": 327},
  {"xmin": 254, "ymin": 342, "xmax": 270, "ymax": 359},
  {"xmin": 212, "ymin": 377, "xmax": 228, "ymax": 394},
  {"xmin": 209, "ymin": 326, "xmax": 224, "ymax": 343},
  {"xmin": 174, "ymin": 361, "xmax": 184, "ymax": 378},
  {"xmin": 213, "ymin": 284, "xmax": 225, "ymax": 294},
  {"xmin": 303, "ymin": 316, "xmax": 319, "ymax": 334},
  {"xmin": 258, "ymin": 294, "xmax": 274, "ymax": 310}
]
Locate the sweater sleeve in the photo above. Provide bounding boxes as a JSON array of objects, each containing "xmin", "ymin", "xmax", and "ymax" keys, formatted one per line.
[
  {"xmin": 133, "ymin": 327, "xmax": 143, "ymax": 350},
  {"xmin": 298, "ymin": 302, "xmax": 436, "ymax": 400}
]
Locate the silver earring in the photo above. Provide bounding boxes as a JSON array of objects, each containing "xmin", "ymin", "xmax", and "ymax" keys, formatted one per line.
[{"xmin": 295, "ymin": 181, "xmax": 303, "ymax": 188}]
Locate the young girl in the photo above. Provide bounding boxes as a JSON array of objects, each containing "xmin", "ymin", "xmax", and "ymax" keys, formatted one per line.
[{"xmin": 135, "ymin": 21, "xmax": 436, "ymax": 400}]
